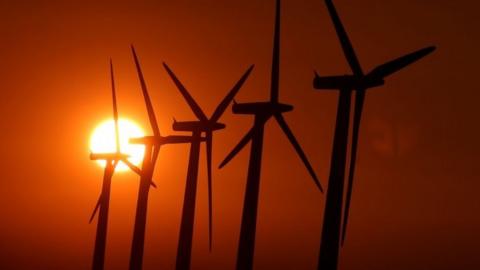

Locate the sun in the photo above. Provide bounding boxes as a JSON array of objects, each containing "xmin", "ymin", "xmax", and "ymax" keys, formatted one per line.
[{"xmin": 90, "ymin": 118, "xmax": 146, "ymax": 172}]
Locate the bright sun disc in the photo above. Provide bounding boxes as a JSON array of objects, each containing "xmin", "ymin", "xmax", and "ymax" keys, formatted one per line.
[{"xmin": 90, "ymin": 118, "xmax": 145, "ymax": 172}]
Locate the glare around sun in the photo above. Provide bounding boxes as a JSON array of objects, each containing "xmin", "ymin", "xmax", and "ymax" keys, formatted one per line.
[{"xmin": 90, "ymin": 118, "xmax": 145, "ymax": 172}]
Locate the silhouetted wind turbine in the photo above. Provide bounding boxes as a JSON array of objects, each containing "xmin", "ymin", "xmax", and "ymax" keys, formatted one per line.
[
  {"xmin": 89, "ymin": 60, "xmax": 145, "ymax": 270},
  {"xmin": 128, "ymin": 46, "xmax": 195, "ymax": 270},
  {"xmin": 219, "ymin": 1, "xmax": 323, "ymax": 269},
  {"xmin": 314, "ymin": 1, "xmax": 436, "ymax": 269},
  {"xmin": 163, "ymin": 63, "xmax": 254, "ymax": 270}
]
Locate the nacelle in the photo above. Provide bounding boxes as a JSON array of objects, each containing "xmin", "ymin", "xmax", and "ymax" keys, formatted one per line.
[
  {"xmin": 232, "ymin": 102, "xmax": 293, "ymax": 115},
  {"xmin": 130, "ymin": 136, "xmax": 157, "ymax": 145},
  {"xmin": 90, "ymin": 152, "xmax": 129, "ymax": 161},
  {"xmin": 313, "ymin": 74, "xmax": 384, "ymax": 90},
  {"xmin": 172, "ymin": 121, "xmax": 225, "ymax": 132}
]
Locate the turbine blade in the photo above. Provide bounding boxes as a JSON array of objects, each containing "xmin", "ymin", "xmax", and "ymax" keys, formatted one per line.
[
  {"xmin": 367, "ymin": 46, "xmax": 436, "ymax": 79},
  {"xmin": 206, "ymin": 131, "xmax": 213, "ymax": 251},
  {"xmin": 89, "ymin": 161, "xmax": 115, "ymax": 224},
  {"xmin": 149, "ymin": 147, "xmax": 161, "ymax": 189},
  {"xmin": 164, "ymin": 135, "xmax": 194, "ymax": 144},
  {"xmin": 149, "ymin": 146, "xmax": 161, "ymax": 187},
  {"xmin": 151, "ymin": 146, "xmax": 160, "ymax": 167},
  {"xmin": 341, "ymin": 90, "xmax": 365, "ymax": 245},
  {"xmin": 274, "ymin": 114, "xmax": 323, "ymax": 192},
  {"xmin": 112, "ymin": 159, "xmax": 120, "ymax": 169},
  {"xmin": 120, "ymin": 157, "xmax": 156, "ymax": 188},
  {"xmin": 163, "ymin": 63, "xmax": 208, "ymax": 122},
  {"xmin": 145, "ymin": 146, "xmax": 160, "ymax": 188},
  {"xmin": 89, "ymin": 193, "xmax": 102, "ymax": 224},
  {"xmin": 121, "ymin": 158, "xmax": 142, "ymax": 175},
  {"xmin": 325, "ymin": 0, "xmax": 364, "ymax": 76},
  {"xmin": 270, "ymin": 0, "xmax": 281, "ymax": 102},
  {"xmin": 110, "ymin": 60, "xmax": 121, "ymax": 153},
  {"xmin": 219, "ymin": 127, "xmax": 255, "ymax": 169},
  {"xmin": 210, "ymin": 65, "xmax": 254, "ymax": 122},
  {"xmin": 131, "ymin": 46, "xmax": 161, "ymax": 137}
]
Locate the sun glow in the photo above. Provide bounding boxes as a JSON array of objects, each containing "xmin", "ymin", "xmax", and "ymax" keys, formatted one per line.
[{"xmin": 90, "ymin": 118, "xmax": 145, "ymax": 172}]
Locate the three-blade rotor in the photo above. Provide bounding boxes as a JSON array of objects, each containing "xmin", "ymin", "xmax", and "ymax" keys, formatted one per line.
[
  {"xmin": 89, "ymin": 60, "xmax": 145, "ymax": 223},
  {"xmin": 219, "ymin": 0, "xmax": 323, "ymax": 193},
  {"xmin": 163, "ymin": 62, "xmax": 254, "ymax": 250},
  {"xmin": 131, "ymin": 46, "xmax": 163, "ymax": 167},
  {"xmin": 323, "ymin": 0, "xmax": 436, "ymax": 245}
]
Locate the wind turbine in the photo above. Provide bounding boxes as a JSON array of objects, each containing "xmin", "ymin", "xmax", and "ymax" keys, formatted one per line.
[
  {"xmin": 314, "ymin": 0, "xmax": 436, "ymax": 269},
  {"xmin": 128, "ymin": 46, "xmax": 195, "ymax": 270},
  {"xmin": 89, "ymin": 60, "xmax": 145, "ymax": 270},
  {"xmin": 219, "ymin": 1, "xmax": 323, "ymax": 269},
  {"xmin": 162, "ymin": 63, "xmax": 254, "ymax": 270}
]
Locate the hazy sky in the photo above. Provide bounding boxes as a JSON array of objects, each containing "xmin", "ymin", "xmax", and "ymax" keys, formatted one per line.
[{"xmin": 0, "ymin": 0, "xmax": 478, "ymax": 269}]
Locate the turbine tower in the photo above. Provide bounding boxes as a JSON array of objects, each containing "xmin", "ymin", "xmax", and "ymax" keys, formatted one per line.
[
  {"xmin": 162, "ymin": 63, "xmax": 254, "ymax": 270},
  {"xmin": 219, "ymin": 1, "xmax": 323, "ymax": 269},
  {"xmin": 89, "ymin": 60, "xmax": 144, "ymax": 270},
  {"xmin": 314, "ymin": 1, "xmax": 436, "ymax": 269},
  {"xmin": 128, "ymin": 47, "xmax": 195, "ymax": 270}
]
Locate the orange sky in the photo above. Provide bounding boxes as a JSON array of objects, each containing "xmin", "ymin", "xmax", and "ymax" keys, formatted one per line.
[{"xmin": 0, "ymin": 0, "xmax": 478, "ymax": 269}]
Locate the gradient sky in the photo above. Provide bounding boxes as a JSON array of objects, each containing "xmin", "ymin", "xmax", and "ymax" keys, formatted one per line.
[{"xmin": 0, "ymin": 0, "xmax": 478, "ymax": 269}]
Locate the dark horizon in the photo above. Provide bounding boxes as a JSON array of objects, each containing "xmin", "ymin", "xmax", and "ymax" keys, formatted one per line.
[{"xmin": 0, "ymin": 0, "xmax": 478, "ymax": 269}]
